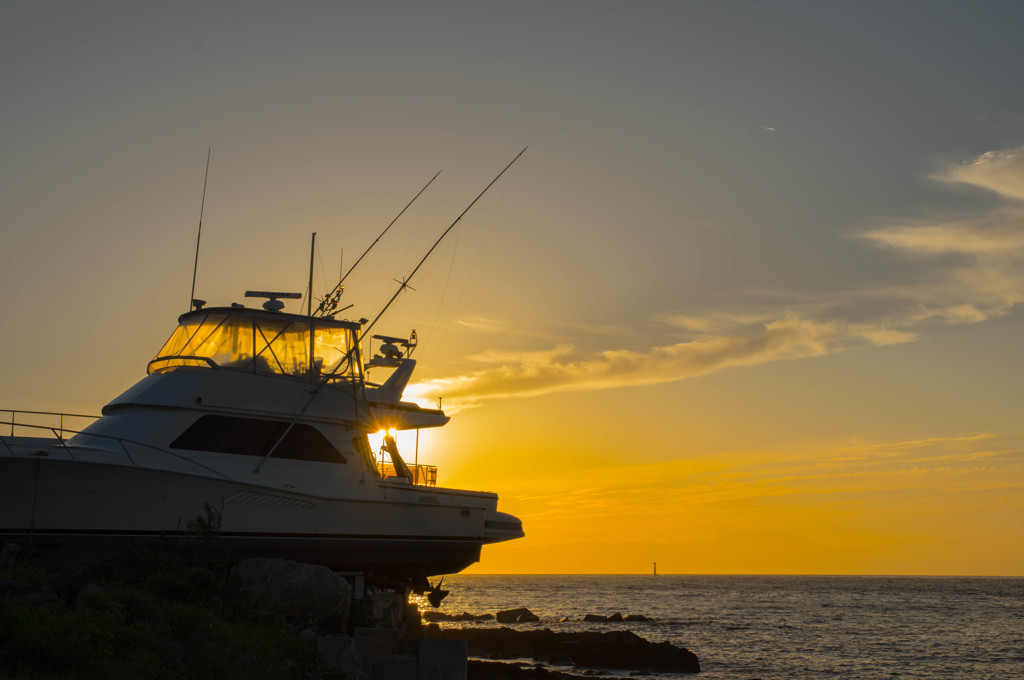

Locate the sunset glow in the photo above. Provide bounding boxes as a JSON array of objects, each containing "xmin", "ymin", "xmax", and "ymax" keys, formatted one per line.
[{"xmin": 2, "ymin": 2, "xmax": 1023, "ymax": 576}]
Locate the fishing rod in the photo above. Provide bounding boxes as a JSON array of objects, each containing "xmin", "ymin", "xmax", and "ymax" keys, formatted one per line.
[
  {"xmin": 357, "ymin": 146, "xmax": 527, "ymax": 344},
  {"xmin": 253, "ymin": 148, "xmax": 527, "ymax": 473},
  {"xmin": 315, "ymin": 169, "xmax": 443, "ymax": 318},
  {"xmin": 188, "ymin": 148, "xmax": 212, "ymax": 312}
]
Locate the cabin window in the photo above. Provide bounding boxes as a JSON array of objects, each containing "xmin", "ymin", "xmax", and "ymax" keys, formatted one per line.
[
  {"xmin": 170, "ymin": 415, "xmax": 346, "ymax": 463},
  {"xmin": 148, "ymin": 310, "xmax": 360, "ymax": 381}
]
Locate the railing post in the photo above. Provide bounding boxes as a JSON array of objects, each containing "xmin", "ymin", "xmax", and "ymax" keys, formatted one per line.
[
  {"xmin": 10, "ymin": 411, "xmax": 14, "ymax": 437},
  {"xmin": 51, "ymin": 428, "xmax": 76, "ymax": 459},
  {"xmin": 118, "ymin": 439, "xmax": 135, "ymax": 465}
]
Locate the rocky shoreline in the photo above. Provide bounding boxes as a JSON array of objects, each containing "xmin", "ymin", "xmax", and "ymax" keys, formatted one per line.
[
  {"xmin": 1, "ymin": 542, "xmax": 700, "ymax": 678},
  {"xmin": 450, "ymin": 626, "xmax": 700, "ymax": 675}
]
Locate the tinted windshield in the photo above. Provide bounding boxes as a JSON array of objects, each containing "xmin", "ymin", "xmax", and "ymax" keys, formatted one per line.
[{"xmin": 148, "ymin": 309, "xmax": 362, "ymax": 381}]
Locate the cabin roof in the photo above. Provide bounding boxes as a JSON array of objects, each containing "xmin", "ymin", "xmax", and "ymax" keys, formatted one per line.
[{"xmin": 177, "ymin": 306, "xmax": 364, "ymax": 331}]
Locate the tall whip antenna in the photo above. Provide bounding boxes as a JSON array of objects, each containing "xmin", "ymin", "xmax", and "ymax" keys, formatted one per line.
[
  {"xmin": 315, "ymin": 169, "xmax": 443, "ymax": 317},
  {"xmin": 189, "ymin": 148, "xmax": 212, "ymax": 311}
]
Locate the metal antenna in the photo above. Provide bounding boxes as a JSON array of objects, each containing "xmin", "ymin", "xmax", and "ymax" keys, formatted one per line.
[
  {"xmin": 307, "ymin": 232, "xmax": 316, "ymax": 316},
  {"xmin": 315, "ymin": 170, "xmax": 442, "ymax": 317},
  {"xmin": 189, "ymin": 148, "xmax": 212, "ymax": 312}
]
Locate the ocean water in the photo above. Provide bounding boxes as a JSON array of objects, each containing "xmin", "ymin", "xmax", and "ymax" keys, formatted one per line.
[{"xmin": 415, "ymin": 575, "xmax": 1024, "ymax": 679}]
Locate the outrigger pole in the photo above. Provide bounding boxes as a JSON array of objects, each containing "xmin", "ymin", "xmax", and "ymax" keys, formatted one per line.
[
  {"xmin": 314, "ymin": 169, "xmax": 443, "ymax": 318},
  {"xmin": 189, "ymin": 148, "xmax": 212, "ymax": 312},
  {"xmin": 254, "ymin": 148, "xmax": 527, "ymax": 473}
]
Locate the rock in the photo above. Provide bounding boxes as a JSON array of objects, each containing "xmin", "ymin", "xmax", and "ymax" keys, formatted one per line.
[
  {"xmin": 583, "ymin": 614, "xmax": 607, "ymax": 622},
  {"xmin": 468, "ymin": 659, "xmax": 610, "ymax": 679},
  {"xmin": 623, "ymin": 615, "xmax": 652, "ymax": 622},
  {"xmin": 547, "ymin": 651, "xmax": 573, "ymax": 666},
  {"xmin": 234, "ymin": 558, "xmax": 352, "ymax": 625},
  {"xmin": 423, "ymin": 611, "xmax": 449, "ymax": 622},
  {"xmin": 568, "ymin": 630, "xmax": 700, "ymax": 673},
  {"xmin": 447, "ymin": 628, "xmax": 700, "ymax": 674},
  {"xmin": 496, "ymin": 607, "xmax": 540, "ymax": 623},
  {"xmin": 606, "ymin": 612, "xmax": 624, "ymax": 622},
  {"xmin": 318, "ymin": 633, "xmax": 372, "ymax": 680},
  {"xmin": 419, "ymin": 638, "xmax": 468, "ymax": 680},
  {"xmin": 424, "ymin": 610, "xmax": 496, "ymax": 622}
]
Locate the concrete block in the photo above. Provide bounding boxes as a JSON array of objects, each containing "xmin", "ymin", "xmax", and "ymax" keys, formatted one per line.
[
  {"xmin": 372, "ymin": 653, "xmax": 417, "ymax": 680},
  {"xmin": 318, "ymin": 634, "xmax": 371, "ymax": 680},
  {"xmin": 400, "ymin": 636, "xmax": 422, "ymax": 656},
  {"xmin": 354, "ymin": 626, "xmax": 401, "ymax": 655},
  {"xmin": 418, "ymin": 638, "xmax": 467, "ymax": 680}
]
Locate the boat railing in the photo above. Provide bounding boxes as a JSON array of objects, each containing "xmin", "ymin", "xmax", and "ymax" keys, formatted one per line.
[
  {"xmin": 378, "ymin": 461, "xmax": 438, "ymax": 487},
  {"xmin": 0, "ymin": 413, "xmax": 231, "ymax": 480},
  {"xmin": 147, "ymin": 355, "xmax": 219, "ymax": 373},
  {"xmin": 1, "ymin": 408, "xmax": 99, "ymax": 439}
]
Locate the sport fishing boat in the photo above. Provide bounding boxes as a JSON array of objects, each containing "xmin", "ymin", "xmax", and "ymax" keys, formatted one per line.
[
  {"xmin": 0, "ymin": 151, "xmax": 529, "ymax": 582},
  {"xmin": 0, "ymin": 292, "xmax": 523, "ymax": 579}
]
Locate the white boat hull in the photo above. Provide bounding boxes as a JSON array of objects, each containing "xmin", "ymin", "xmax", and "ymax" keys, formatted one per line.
[{"xmin": 0, "ymin": 445, "xmax": 516, "ymax": 577}]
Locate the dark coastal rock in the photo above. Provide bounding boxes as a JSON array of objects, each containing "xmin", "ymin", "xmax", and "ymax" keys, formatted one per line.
[
  {"xmin": 568, "ymin": 629, "xmax": 699, "ymax": 672},
  {"xmin": 234, "ymin": 557, "xmax": 352, "ymax": 625},
  {"xmin": 468, "ymin": 659, "xmax": 632, "ymax": 680},
  {"xmin": 496, "ymin": 607, "xmax": 540, "ymax": 623},
  {"xmin": 584, "ymin": 612, "xmax": 654, "ymax": 623},
  {"xmin": 424, "ymin": 610, "xmax": 495, "ymax": 622},
  {"xmin": 447, "ymin": 627, "xmax": 700, "ymax": 674}
]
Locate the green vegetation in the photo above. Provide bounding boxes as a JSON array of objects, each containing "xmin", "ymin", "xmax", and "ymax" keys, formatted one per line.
[{"xmin": 0, "ymin": 546, "xmax": 327, "ymax": 679}]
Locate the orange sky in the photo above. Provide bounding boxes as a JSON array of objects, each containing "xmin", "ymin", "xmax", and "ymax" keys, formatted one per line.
[{"xmin": 2, "ymin": 3, "xmax": 1023, "ymax": 575}]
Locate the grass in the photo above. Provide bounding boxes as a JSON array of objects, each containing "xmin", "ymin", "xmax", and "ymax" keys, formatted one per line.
[{"xmin": 0, "ymin": 546, "xmax": 329, "ymax": 680}]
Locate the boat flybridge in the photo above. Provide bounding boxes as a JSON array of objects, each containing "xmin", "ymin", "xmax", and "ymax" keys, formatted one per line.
[{"xmin": 0, "ymin": 291, "xmax": 524, "ymax": 582}]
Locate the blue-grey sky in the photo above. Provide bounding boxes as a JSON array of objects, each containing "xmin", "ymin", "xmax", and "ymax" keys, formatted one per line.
[{"xmin": 3, "ymin": 1, "xmax": 1024, "ymax": 573}]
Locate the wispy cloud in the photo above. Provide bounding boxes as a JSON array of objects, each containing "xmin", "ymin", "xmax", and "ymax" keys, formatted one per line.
[
  {"xmin": 858, "ymin": 146, "xmax": 1024, "ymax": 325},
  {"xmin": 937, "ymin": 146, "xmax": 1024, "ymax": 202},
  {"xmin": 410, "ymin": 146, "xmax": 1024, "ymax": 410},
  {"xmin": 409, "ymin": 316, "xmax": 914, "ymax": 409}
]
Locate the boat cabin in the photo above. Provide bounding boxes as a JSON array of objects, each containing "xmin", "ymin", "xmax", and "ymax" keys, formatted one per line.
[{"xmin": 147, "ymin": 307, "xmax": 365, "ymax": 385}]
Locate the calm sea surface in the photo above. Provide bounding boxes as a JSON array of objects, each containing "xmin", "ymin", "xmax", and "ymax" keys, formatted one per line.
[{"xmin": 415, "ymin": 575, "xmax": 1024, "ymax": 679}]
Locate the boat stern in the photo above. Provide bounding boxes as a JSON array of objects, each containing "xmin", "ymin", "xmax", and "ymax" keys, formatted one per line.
[{"xmin": 482, "ymin": 510, "xmax": 525, "ymax": 544}]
